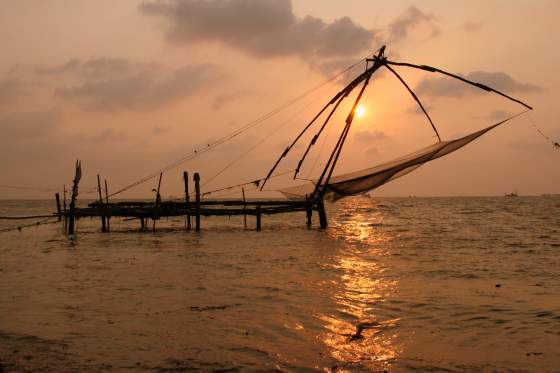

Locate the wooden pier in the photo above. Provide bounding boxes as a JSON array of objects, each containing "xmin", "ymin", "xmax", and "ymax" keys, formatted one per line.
[{"xmin": 59, "ymin": 163, "xmax": 328, "ymax": 234}]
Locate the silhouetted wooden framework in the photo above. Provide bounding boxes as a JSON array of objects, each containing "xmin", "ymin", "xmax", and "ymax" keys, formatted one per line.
[
  {"xmin": 68, "ymin": 173, "xmax": 317, "ymax": 233},
  {"xmin": 7, "ymin": 45, "xmax": 532, "ymax": 236}
]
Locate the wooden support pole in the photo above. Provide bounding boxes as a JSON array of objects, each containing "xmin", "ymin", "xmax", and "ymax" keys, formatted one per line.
[
  {"xmin": 55, "ymin": 193, "xmax": 62, "ymax": 221},
  {"xmin": 242, "ymin": 187, "xmax": 247, "ymax": 228},
  {"xmin": 256, "ymin": 205, "xmax": 261, "ymax": 231},
  {"xmin": 194, "ymin": 172, "xmax": 201, "ymax": 232},
  {"xmin": 97, "ymin": 174, "xmax": 106, "ymax": 232},
  {"xmin": 104, "ymin": 179, "xmax": 110, "ymax": 232},
  {"xmin": 63, "ymin": 185, "xmax": 67, "ymax": 230},
  {"xmin": 306, "ymin": 204, "xmax": 312, "ymax": 228},
  {"xmin": 153, "ymin": 172, "xmax": 163, "ymax": 232},
  {"xmin": 68, "ymin": 160, "xmax": 81, "ymax": 235},
  {"xmin": 140, "ymin": 217, "xmax": 145, "ymax": 231},
  {"xmin": 318, "ymin": 199, "xmax": 328, "ymax": 229},
  {"xmin": 183, "ymin": 171, "xmax": 191, "ymax": 230}
]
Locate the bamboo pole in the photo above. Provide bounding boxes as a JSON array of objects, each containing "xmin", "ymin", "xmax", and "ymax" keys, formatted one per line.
[
  {"xmin": 256, "ymin": 205, "xmax": 261, "ymax": 231},
  {"xmin": 183, "ymin": 171, "xmax": 191, "ymax": 230},
  {"xmin": 318, "ymin": 199, "xmax": 328, "ymax": 229},
  {"xmin": 242, "ymin": 187, "xmax": 247, "ymax": 228},
  {"xmin": 97, "ymin": 174, "xmax": 106, "ymax": 232},
  {"xmin": 68, "ymin": 160, "xmax": 81, "ymax": 235},
  {"xmin": 194, "ymin": 173, "xmax": 201, "ymax": 232},
  {"xmin": 153, "ymin": 172, "xmax": 162, "ymax": 232},
  {"xmin": 104, "ymin": 179, "xmax": 110, "ymax": 232},
  {"xmin": 55, "ymin": 193, "xmax": 62, "ymax": 221},
  {"xmin": 63, "ymin": 185, "xmax": 67, "ymax": 231}
]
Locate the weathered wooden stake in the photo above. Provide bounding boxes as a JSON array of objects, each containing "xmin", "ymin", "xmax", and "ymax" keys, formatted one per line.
[
  {"xmin": 63, "ymin": 185, "xmax": 67, "ymax": 230},
  {"xmin": 318, "ymin": 199, "xmax": 328, "ymax": 229},
  {"xmin": 153, "ymin": 172, "xmax": 163, "ymax": 232},
  {"xmin": 256, "ymin": 205, "xmax": 261, "ymax": 231},
  {"xmin": 68, "ymin": 160, "xmax": 81, "ymax": 235},
  {"xmin": 194, "ymin": 173, "xmax": 201, "ymax": 232},
  {"xmin": 104, "ymin": 179, "xmax": 110, "ymax": 232},
  {"xmin": 242, "ymin": 187, "xmax": 247, "ymax": 228},
  {"xmin": 55, "ymin": 193, "xmax": 62, "ymax": 221},
  {"xmin": 183, "ymin": 171, "xmax": 191, "ymax": 230},
  {"xmin": 140, "ymin": 217, "xmax": 145, "ymax": 231},
  {"xmin": 306, "ymin": 205, "xmax": 312, "ymax": 228},
  {"xmin": 97, "ymin": 174, "xmax": 106, "ymax": 232}
]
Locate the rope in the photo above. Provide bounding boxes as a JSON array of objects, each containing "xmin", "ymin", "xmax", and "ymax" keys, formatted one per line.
[
  {"xmin": 0, "ymin": 218, "xmax": 60, "ymax": 234},
  {"xmin": 528, "ymin": 113, "xmax": 560, "ymax": 150},
  {"xmin": 200, "ymin": 77, "xmax": 339, "ymax": 191},
  {"xmin": 106, "ymin": 59, "xmax": 365, "ymax": 198},
  {"xmin": 199, "ymin": 169, "xmax": 295, "ymax": 198},
  {"xmin": 0, "ymin": 214, "xmax": 59, "ymax": 220}
]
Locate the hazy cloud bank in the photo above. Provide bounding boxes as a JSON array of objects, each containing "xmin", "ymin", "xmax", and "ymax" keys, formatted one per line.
[
  {"xmin": 52, "ymin": 58, "xmax": 225, "ymax": 112},
  {"xmin": 388, "ymin": 6, "xmax": 440, "ymax": 42},
  {"xmin": 140, "ymin": 0, "xmax": 376, "ymax": 60},
  {"xmin": 0, "ymin": 78, "xmax": 26, "ymax": 106}
]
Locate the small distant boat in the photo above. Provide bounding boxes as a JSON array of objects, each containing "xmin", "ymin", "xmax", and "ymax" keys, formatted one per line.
[{"xmin": 504, "ymin": 192, "xmax": 518, "ymax": 197}]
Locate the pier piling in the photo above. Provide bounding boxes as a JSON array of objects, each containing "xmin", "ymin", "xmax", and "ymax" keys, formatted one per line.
[
  {"xmin": 97, "ymin": 174, "xmax": 106, "ymax": 232},
  {"xmin": 256, "ymin": 205, "xmax": 261, "ymax": 231},
  {"xmin": 104, "ymin": 179, "xmax": 110, "ymax": 232},
  {"xmin": 55, "ymin": 193, "xmax": 62, "ymax": 221},
  {"xmin": 194, "ymin": 173, "xmax": 201, "ymax": 232},
  {"xmin": 318, "ymin": 199, "xmax": 328, "ymax": 229},
  {"xmin": 183, "ymin": 171, "xmax": 191, "ymax": 230}
]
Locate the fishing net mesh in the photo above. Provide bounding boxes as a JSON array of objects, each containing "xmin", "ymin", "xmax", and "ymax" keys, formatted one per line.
[{"xmin": 279, "ymin": 122, "xmax": 501, "ymax": 201}]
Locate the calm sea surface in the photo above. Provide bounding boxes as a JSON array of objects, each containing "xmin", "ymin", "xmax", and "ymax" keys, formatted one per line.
[{"xmin": 0, "ymin": 197, "xmax": 559, "ymax": 372}]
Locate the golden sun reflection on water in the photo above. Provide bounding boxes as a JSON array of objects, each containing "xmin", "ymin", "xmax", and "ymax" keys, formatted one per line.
[{"xmin": 318, "ymin": 198, "xmax": 400, "ymax": 371}]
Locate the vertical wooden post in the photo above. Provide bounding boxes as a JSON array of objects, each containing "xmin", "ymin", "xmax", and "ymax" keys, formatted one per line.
[
  {"xmin": 306, "ymin": 205, "xmax": 312, "ymax": 228},
  {"xmin": 256, "ymin": 205, "xmax": 261, "ymax": 231},
  {"xmin": 63, "ymin": 185, "xmax": 67, "ymax": 230},
  {"xmin": 194, "ymin": 172, "xmax": 201, "ymax": 232},
  {"xmin": 97, "ymin": 174, "xmax": 106, "ymax": 232},
  {"xmin": 318, "ymin": 198, "xmax": 328, "ymax": 229},
  {"xmin": 55, "ymin": 193, "xmax": 62, "ymax": 221},
  {"xmin": 104, "ymin": 179, "xmax": 110, "ymax": 232},
  {"xmin": 68, "ymin": 160, "xmax": 81, "ymax": 235},
  {"xmin": 183, "ymin": 171, "xmax": 191, "ymax": 230},
  {"xmin": 140, "ymin": 217, "xmax": 145, "ymax": 231},
  {"xmin": 153, "ymin": 173, "xmax": 163, "ymax": 232},
  {"xmin": 242, "ymin": 187, "xmax": 247, "ymax": 228}
]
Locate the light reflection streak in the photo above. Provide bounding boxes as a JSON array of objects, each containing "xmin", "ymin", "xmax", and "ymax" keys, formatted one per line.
[{"xmin": 318, "ymin": 197, "xmax": 401, "ymax": 371}]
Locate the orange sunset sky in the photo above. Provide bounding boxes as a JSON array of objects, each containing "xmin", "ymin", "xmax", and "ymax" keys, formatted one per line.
[{"xmin": 0, "ymin": 0, "xmax": 558, "ymax": 199}]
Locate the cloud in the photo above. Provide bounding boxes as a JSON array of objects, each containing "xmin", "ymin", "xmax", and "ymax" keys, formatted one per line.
[
  {"xmin": 461, "ymin": 21, "xmax": 483, "ymax": 32},
  {"xmin": 0, "ymin": 109, "xmax": 62, "ymax": 140},
  {"xmin": 416, "ymin": 71, "xmax": 542, "ymax": 98},
  {"xmin": 474, "ymin": 109, "xmax": 512, "ymax": 121},
  {"xmin": 140, "ymin": 0, "xmax": 377, "ymax": 61},
  {"xmin": 212, "ymin": 90, "xmax": 252, "ymax": 110},
  {"xmin": 36, "ymin": 58, "xmax": 81, "ymax": 75},
  {"xmin": 54, "ymin": 58, "xmax": 225, "ymax": 112},
  {"xmin": 354, "ymin": 129, "xmax": 387, "ymax": 142},
  {"xmin": 388, "ymin": 6, "xmax": 440, "ymax": 42},
  {"xmin": 0, "ymin": 78, "xmax": 26, "ymax": 106},
  {"xmin": 405, "ymin": 104, "xmax": 434, "ymax": 115},
  {"xmin": 91, "ymin": 128, "xmax": 127, "ymax": 143},
  {"xmin": 364, "ymin": 146, "xmax": 379, "ymax": 156},
  {"xmin": 152, "ymin": 125, "xmax": 172, "ymax": 135}
]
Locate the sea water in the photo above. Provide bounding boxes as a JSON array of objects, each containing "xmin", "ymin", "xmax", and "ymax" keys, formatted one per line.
[{"xmin": 0, "ymin": 197, "xmax": 559, "ymax": 372}]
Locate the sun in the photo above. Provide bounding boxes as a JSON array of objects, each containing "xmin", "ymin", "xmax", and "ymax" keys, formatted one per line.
[{"xmin": 355, "ymin": 105, "xmax": 366, "ymax": 119}]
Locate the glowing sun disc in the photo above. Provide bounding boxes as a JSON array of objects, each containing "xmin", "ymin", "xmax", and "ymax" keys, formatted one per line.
[{"xmin": 356, "ymin": 105, "xmax": 366, "ymax": 118}]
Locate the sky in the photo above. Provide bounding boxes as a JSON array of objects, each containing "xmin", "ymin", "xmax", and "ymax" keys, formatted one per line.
[{"xmin": 0, "ymin": 0, "xmax": 558, "ymax": 199}]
